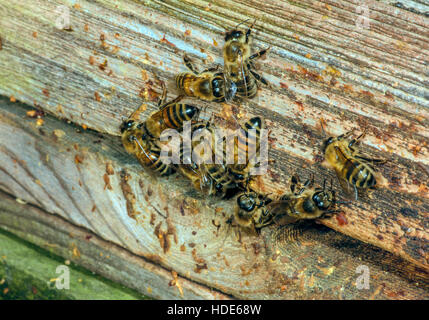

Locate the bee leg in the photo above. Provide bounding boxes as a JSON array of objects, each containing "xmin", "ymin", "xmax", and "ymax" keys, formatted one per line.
[
  {"xmin": 354, "ymin": 155, "xmax": 387, "ymax": 164},
  {"xmin": 159, "ymin": 95, "xmax": 184, "ymax": 110},
  {"xmin": 337, "ymin": 130, "xmax": 354, "ymax": 141},
  {"xmin": 290, "ymin": 175, "xmax": 300, "ymax": 193},
  {"xmin": 354, "ymin": 185, "xmax": 359, "ymax": 201},
  {"xmin": 249, "ymin": 68, "xmax": 269, "ymax": 86},
  {"xmin": 183, "ymin": 54, "xmax": 199, "ymax": 74},
  {"xmin": 248, "ymin": 47, "xmax": 270, "ymax": 61},
  {"xmin": 305, "ymin": 173, "xmax": 315, "ymax": 189},
  {"xmin": 157, "ymin": 81, "xmax": 167, "ymax": 108},
  {"xmin": 245, "ymin": 19, "xmax": 257, "ymax": 43},
  {"xmin": 348, "ymin": 131, "xmax": 366, "ymax": 149},
  {"xmin": 201, "ymin": 64, "xmax": 221, "ymax": 73}
]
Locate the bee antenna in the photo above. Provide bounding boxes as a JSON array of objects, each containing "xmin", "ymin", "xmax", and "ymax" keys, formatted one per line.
[{"xmin": 235, "ymin": 18, "xmax": 251, "ymax": 29}]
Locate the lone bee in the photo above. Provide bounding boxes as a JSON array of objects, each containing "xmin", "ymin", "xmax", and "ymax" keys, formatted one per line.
[
  {"xmin": 222, "ymin": 19, "xmax": 270, "ymax": 101},
  {"xmin": 322, "ymin": 130, "xmax": 386, "ymax": 200},
  {"xmin": 120, "ymin": 82, "xmax": 199, "ymax": 175},
  {"xmin": 176, "ymin": 55, "xmax": 236, "ymax": 102}
]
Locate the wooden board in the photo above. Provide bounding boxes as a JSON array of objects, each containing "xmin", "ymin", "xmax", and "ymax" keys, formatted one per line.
[
  {"xmin": 0, "ymin": 98, "xmax": 427, "ymax": 299},
  {"xmin": 0, "ymin": 0, "xmax": 428, "ymax": 298}
]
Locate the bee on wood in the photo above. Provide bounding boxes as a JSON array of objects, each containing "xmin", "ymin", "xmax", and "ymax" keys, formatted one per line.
[
  {"xmin": 140, "ymin": 82, "xmax": 199, "ymax": 139},
  {"xmin": 227, "ymin": 116, "xmax": 264, "ymax": 186},
  {"xmin": 273, "ymin": 175, "xmax": 338, "ymax": 225},
  {"xmin": 120, "ymin": 82, "xmax": 199, "ymax": 176},
  {"xmin": 176, "ymin": 55, "xmax": 236, "ymax": 102},
  {"xmin": 234, "ymin": 190, "xmax": 274, "ymax": 232},
  {"xmin": 120, "ymin": 119, "xmax": 176, "ymax": 176},
  {"xmin": 322, "ymin": 130, "xmax": 386, "ymax": 200},
  {"xmin": 222, "ymin": 19, "xmax": 270, "ymax": 101},
  {"xmin": 178, "ymin": 121, "xmax": 239, "ymax": 198}
]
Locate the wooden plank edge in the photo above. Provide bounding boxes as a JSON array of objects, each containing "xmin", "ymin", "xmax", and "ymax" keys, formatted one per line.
[{"xmin": 0, "ymin": 190, "xmax": 232, "ymax": 300}]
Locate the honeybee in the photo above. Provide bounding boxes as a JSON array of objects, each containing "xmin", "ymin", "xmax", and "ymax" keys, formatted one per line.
[
  {"xmin": 176, "ymin": 55, "xmax": 236, "ymax": 102},
  {"xmin": 234, "ymin": 190, "xmax": 274, "ymax": 232},
  {"xmin": 178, "ymin": 121, "xmax": 239, "ymax": 198},
  {"xmin": 120, "ymin": 83, "xmax": 199, "ymax": 175},
  {"xmin": 273, "ymin": 175, "xmax": 337, "ymax": 225},
  {"xmin": 222, "ymin": 19, "xmax": 269, "ymax": 101},
  {"xmin": 141, "ymin": 82, "xmax": 199, "ymax": 139},
  {"xmin": 227, "ymin": 116, "xmax": 264, "ymax": 186},
  {"xmin": 322, "ymin": 130, "xmax": 386, "ymax": 200},
  {"xmin": 120, "ymin": 120, "xmax": 176, "ymax": 176}
]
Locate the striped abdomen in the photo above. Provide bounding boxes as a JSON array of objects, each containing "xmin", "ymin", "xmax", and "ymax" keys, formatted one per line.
[
  {"xmin": 228, "ymin": 64, "xmax": 258, "ymax": 99},
  {"xmin": 136, "ymin": 142, "xmax": 175, "ymax": 176},
  {"xmin": 160, "ymin": 103, "xmax": 196, "ymax": 129},
  {"xmin": 146, "ymin": 103, "xmax": 197, "ymax": 139},
  {"xmin": 229, "ymin": 116, "xmax": 262, "ymax": 165},
  {"xmin": 206, "ymin": 164, "xmax": 236, "ymax": 191},
  {"xmin": 342, "ymin": 159, "xmax": 376, "ymax": 188},
  {"xmin": 234, "ymin": 72, "xmax": 258, "ymax": 99},
  {"xmin": 176, "ymin": 72, "xmax": 197, "ymax": 97}
]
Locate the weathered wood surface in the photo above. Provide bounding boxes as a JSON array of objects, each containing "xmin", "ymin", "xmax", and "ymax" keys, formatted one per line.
[
  {"xmin": 0, "ymin": 0, "xmax": 428, "ymax": 298},
  {"xmin": 0, "ymin": 190, "xmax": 228, "ymax": 300},
  {"xmin": 0, "ymin": 98, "xmax": 428, "ymax": 299}
]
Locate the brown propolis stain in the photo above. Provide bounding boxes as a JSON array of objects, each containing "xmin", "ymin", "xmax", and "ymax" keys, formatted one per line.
[
  {"xmin": 192, "ymin": 248, "xmax": 207, "ymax": 273},
  {"xmin": 154, "ymin": 219, "xmax": 177, "ymax": 254},
  {"xmin": 119, "ymin": 169, "xmax": 136, "ymax": 219}
]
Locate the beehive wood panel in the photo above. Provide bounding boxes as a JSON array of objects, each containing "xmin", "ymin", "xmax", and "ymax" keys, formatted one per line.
[{"xmin": 0, "ymin": 0, "xmax": 427, "ymax": 299}]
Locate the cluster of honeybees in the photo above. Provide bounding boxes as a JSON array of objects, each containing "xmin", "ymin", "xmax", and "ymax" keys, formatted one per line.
[{"xmin": 120, "ymin": 20, "xmax": 385, "ymax": 237}]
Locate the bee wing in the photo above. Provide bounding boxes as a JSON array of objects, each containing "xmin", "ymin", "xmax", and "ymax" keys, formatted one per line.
[
  {"xmin": 265, "ymin": 200, "xmax": 299, "ymax": 226},
  {"xmin": 238, "ymin": 52, "xmax": 248, "ymax": 99},
  {"xmin": 335, "ymin": 168, "xmax": 356, "ymax": 200},
  {"xmin": 225, "ymin": 78, "xmax": 238, "ymax": 102},
  {"xmin": 223, "ymin": 68, "xmax": 238, "ymax": 102},
  {"xmin": 332, "ymin": 146, "xmax": 357, "ymax": 199}
]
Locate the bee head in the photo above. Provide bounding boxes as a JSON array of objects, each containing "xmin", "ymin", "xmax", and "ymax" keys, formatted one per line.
[
  {"xmin": 120, "ymin": 119, "xmax": 135, "ymax": 134},
  {"xmin": 237, "ymin": 193, "xmax": 257, "ymax": 212},
  {"xmin": 224, "ymin": 29, "xmax": 244, "ymax": 42},
  {"xmin": 312, "ymin": 190, "xmax": 334, "ymax": 211}
]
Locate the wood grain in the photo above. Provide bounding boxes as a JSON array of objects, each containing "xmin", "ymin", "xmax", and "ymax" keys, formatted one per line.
[
  {"xmin": 0, "ymin": 98, "xmax": 427, "ymax": 299},
  {"xmin": 0, "ymin": 0, "xmax": 428, "ymax": 297}
]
